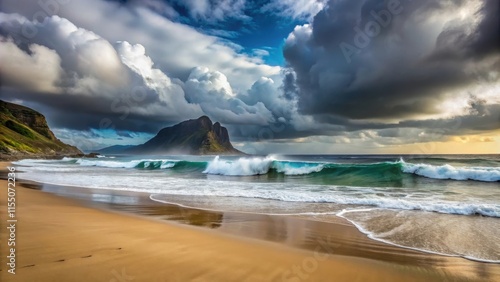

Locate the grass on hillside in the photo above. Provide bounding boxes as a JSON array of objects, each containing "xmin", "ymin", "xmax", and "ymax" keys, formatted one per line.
[{"xmin": 0, "ymin": 111, "xmax": 70, "ymax": 154}]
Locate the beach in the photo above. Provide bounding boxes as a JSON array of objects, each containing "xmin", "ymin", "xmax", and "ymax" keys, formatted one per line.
[
  {"xmin": 1, "ymin": 0, "xmax": 497, "ymax": 279},
  {"xmin": 1, "ymin": 161, "xmax": 499, "ymax": 281}
]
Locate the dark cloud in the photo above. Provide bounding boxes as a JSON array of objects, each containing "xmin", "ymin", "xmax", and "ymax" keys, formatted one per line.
[
  {"xmin": 284, "ymin": 0, "xmax": 500, "ymax": 121},
  {"xmin": 281, "ymin": 69, "xmax": 299, "ymax": 100},
  {"xmin": 400, "ymin": 104, "xmax": 500, "ymax": 135},
  {"xmin": 475, "ymin": 0, "xmax": 500, "ymax": 55},
  {"xmin": 0, "ymin": 0, "xmax": 498, "ymax": 152},
  {"xmin": 1, "ymin": 88, "xmax": 173, "ymax": 133}
]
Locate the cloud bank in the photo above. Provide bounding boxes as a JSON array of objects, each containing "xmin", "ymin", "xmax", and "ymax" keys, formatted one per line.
[
  {"xmin": 0, "ymin": 0, "xmax": 498, "ymax": 152},
  {"xmin": 283, "ymin": 0, "xmax": 499, "ymax": 135}
]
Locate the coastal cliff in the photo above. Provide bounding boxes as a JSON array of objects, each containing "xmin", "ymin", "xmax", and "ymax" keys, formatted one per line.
[{"xmin": 0, "ymin": 100, "xmax": 82, "ymax": 160}]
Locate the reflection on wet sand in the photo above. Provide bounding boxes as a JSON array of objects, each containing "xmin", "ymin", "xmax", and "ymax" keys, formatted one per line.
[{"xmin": 37, "ymin": 182, "xmax": 500, "ymax": 281}]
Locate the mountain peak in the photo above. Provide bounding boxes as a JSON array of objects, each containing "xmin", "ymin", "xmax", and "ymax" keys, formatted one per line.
[
  {"xmin": 197, "ymin": 115, "xmax": 212, "ymax": 123},
  {"xmin": 123, "ymin": 117, "xmax": 242, "ymax": 155},
  {"xmin": 194, "ymin": 115, "xmax": 213, "ymax": 130}
]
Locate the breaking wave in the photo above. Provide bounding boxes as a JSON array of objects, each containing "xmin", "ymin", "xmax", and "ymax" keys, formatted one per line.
[{"xmin": 18, "ymin": 156, "xmax": 500, "ymax": 182}]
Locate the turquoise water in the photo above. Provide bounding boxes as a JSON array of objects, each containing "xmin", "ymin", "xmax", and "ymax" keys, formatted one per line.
[{"xmin": 14, "ymin": 154, "xmax": 500, "ymax": 262}]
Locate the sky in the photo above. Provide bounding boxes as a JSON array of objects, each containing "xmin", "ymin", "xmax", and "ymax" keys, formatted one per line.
[{"xmin": 0, "ymin": 0, "xmax": 499, "ymax": 154}]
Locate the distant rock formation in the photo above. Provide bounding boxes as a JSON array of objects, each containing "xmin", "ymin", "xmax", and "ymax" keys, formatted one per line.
[
  {"xmin": 99, "ymin": 116, "xmax": 243, "ymax": 155},
  {"xmin": 0, "ymin": 100, "xmax": 82, "ymax": 160}
]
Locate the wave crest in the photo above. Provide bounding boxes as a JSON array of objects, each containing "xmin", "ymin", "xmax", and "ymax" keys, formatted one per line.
[
  {"xmin": 203, "ymin": 156, "xmax": 275, "ymax": 176},
  {"xmin": 76, "ymin": 159, "xmax": 177, "ymax": 169},
  {"xmin": 43, "ymin": 156, "xmax": 500, "ymax": 182},
  {"xmin": 401, "ymin": 160, "xmax": 500, "ymax": 182}
]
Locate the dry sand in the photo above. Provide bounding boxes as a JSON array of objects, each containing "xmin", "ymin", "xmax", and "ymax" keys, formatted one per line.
[{"xmin": 0, "ymin": 162, "xmax": 497, "ymax": 281}]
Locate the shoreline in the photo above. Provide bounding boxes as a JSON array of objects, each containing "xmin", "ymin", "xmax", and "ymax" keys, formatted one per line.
[
  {"xmin": 1, "ymin": 162, "xmax": 499, "ymax": 281},
  {"xmin": 13, "ymin": 167, "xmax": 500, "ymax": 265},
  {"xmin": 39, "ymin": 182, "xmax": 500, "ymax": 270},
  {"xmin": 148, "ymin": 194, "xmax": 500, "ymax": 265},
  {"xmin": 334, "ymin": 208, "xmax": 500, "ymax": 265}
]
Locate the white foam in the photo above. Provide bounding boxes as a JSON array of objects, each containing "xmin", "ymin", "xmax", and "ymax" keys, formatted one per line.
[
  {"xmin": 14, "ymin": 159, "xmax": 57, "ymax": 165},
  {"xmin": 76, "ymin": 159, "xmax": 143, "ymax": 168},
  {"xmin": 203, "ymin": 156, "xmax": 274, "ymax": 176},
  {"xmin": 336, "ymin": 208, "xmax": 500, "ymax": 264},
  {"xmin": 274, "ymin": 162, "xmax": 325, "ymax": 175},
  {"xmin": 14, "ymin": 157, "xmax": 500, "ymax": 264},
  {"xmin": 16, "ymin": 162, "xmax": 500, "ymax": 218},
  {"xmin": 61, "ymin": 157, "xmax": 77, "ymax": 161},
  {"xmin": 160, "ymin": 161, "xmax": 176, "ymax": 169},
  {"xmin": 74, "ymin": 159, "xmax": 178, "ymax": 169},
  {"xmin": 202, "ymin": 156, "xmax": 327, "ymax": 176},
  {"xmin": 401, "ymin": 161, "xmax": 500, "ymax": 182},
  {"xmin": 148, "ymin": 195, "xmax": 341, "ymax": 216}
]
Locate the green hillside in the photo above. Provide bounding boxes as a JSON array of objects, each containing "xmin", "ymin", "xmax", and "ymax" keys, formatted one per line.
[{"xmin": 0, "ymin": 100, "xmax": 82, "ymax": 159}]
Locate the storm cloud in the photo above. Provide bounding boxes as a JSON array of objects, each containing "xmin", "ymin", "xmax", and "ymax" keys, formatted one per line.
[
  {"xmin": 284, "ymin": 0, "xmax": 499, "ymax": 122},
  {"xmin": 0, "ymin": 0, "xmax": 498, "ymax": 152}
]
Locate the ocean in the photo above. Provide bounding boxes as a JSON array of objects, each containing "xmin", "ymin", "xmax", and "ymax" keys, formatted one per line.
[{"xmin": 14, "ymin": 154, "xmax": 500, "ymax": 263}]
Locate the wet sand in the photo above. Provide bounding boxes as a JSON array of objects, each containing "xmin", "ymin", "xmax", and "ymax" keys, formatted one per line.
[{"xmin": 1, "ymin": 162, "xmax": 499, "ymax": 281}]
